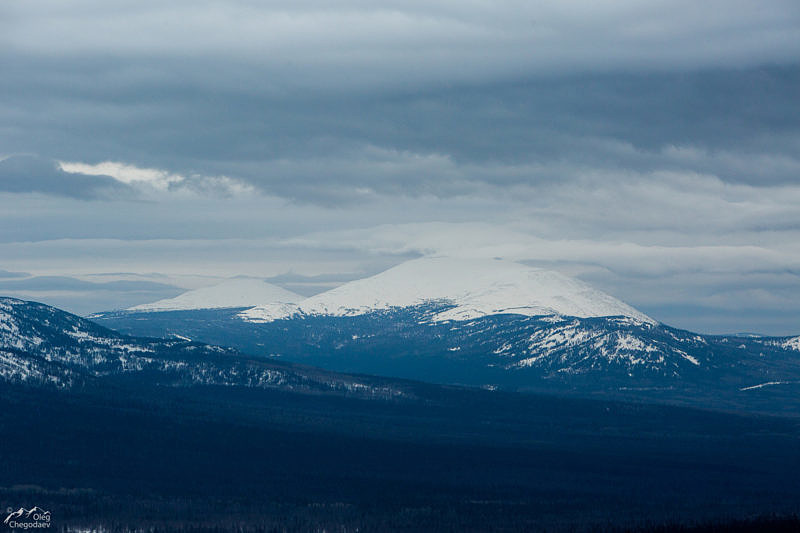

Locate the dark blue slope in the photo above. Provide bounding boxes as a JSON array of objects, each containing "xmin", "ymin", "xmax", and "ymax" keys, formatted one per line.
[{"xmin": 92, "ymin": 303, "xmax": 800, "ymax": 415}]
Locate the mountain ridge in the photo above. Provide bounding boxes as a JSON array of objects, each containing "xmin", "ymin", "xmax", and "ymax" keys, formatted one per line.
[
  {"xmin": 92, "ymin": 302, "xmax": 800, "ymax": 416},
  {"xmin": 127, "ymin": 278, "xmax": 301, "ymax": 312},
  {"xmin": 0, "ymin": 296, "xmax": 413, "ymax": 401},
  {"xmin": 239, "ymin": 257, "xmax": 655, "ymax": 324}
]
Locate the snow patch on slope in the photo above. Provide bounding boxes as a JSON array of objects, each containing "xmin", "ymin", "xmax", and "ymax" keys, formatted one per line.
[
  {"xmin": 779, "ymin": 336, "xmax": 800, "ymax": 351},
  {"xmin": 129, "ymin": 278, "xmax": 301, "ymax": 312},
  {"xmin": 238, "ymin": 301, "xmax": 301, "ymax": 322},
  {"xmin": 740, "ymin": 380, "xmax": 799, "ymax": 391},
  {"xmin": 241, "ymin": 257, "xmax": 654, "ymax": 324}
]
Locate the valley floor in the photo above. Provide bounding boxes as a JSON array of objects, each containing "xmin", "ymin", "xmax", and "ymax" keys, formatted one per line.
[{"xmin": 2, "ymin": 383, "xmax": 799, "ymax": 532}]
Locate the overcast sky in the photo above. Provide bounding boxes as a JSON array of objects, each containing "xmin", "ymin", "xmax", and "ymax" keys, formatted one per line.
[{"xmin": 1, "ymin": 0, "xmax": 800, "ymax": 334}]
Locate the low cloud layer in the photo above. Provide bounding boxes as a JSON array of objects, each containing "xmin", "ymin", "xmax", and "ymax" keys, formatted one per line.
[
  {"xmin": 0, "ymin": 269, "xmax": 28, "ymax": 279},
  {"xmin": 0, "ymin": 274, "xmax": 183, "ymax": 315}
]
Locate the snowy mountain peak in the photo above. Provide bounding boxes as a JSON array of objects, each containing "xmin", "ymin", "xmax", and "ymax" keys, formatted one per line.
[
  {"xmin": 129, "ymin": 278, "xmax": 301, "ymax": 312},
  {"xmin": 241, "ymin": 257, "xmax": 655, "ymax": 324}
]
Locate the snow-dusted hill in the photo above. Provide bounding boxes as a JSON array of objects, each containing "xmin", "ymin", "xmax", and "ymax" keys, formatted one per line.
[
  {"xmin": 129, "ymin": 278, "xmax": 301, "ymax": 312},
  {"xmin": 241, "ymin": 257, "xmax": 653, "ymax": 323},
  {"xmin": 0, "ymin": 297, "xmax": 410, "ymax": 400}
]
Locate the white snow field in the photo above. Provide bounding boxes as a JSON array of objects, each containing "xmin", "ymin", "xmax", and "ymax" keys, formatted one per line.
[
  {"xmin": 129, "ymin": 278, "xmax": 301, "ymax": 312},
  {"xmin": 241, "ymin": 257, "xmax": 654, "ymax": 324}
]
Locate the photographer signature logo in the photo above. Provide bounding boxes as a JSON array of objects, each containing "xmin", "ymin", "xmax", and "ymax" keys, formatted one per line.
[{"xmin": 3, "ymin": 507, "xmax": 51, "ymax": 529}]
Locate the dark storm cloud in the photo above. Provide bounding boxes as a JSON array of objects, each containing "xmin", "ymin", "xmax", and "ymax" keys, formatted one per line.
[
  {"xmin": 1, "ymin": 0, "xmax": 799, "ymax": 202},
  {"xmin": 0, "ymin": 155, "xmax": 133, "ymax": 199},
  {"xmin": 2, "ymin": 58, "xmax": 799, "ymax": 202}
]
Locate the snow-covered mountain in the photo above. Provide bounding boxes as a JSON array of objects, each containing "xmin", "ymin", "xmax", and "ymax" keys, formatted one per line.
[
  {"xmin": 0, "ymin": 297, "xmax": 410, "ymax": 400},
  {"xmin": 93, "ymin": 302, "xmax": 800, "ymax": 415},
  {"xmin": 87, "ymin": 258, "xmax": 800, "ymax": 415},
  {"xmin": 240, "ymin": 257, "xmax": 654, "ymax": 324},
  {"xmin": 128, "ymin": 278, "xmax": 301, "ymax": 312}
]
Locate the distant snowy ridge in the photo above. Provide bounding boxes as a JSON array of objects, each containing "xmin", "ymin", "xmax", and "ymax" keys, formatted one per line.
[
  {"xmin": 129, "ymin": 278, "xmax": 301, "ymax": 312},
  {"xmin": 240, "ymin": 257, "xmax": 655, "ymax": 324}
]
